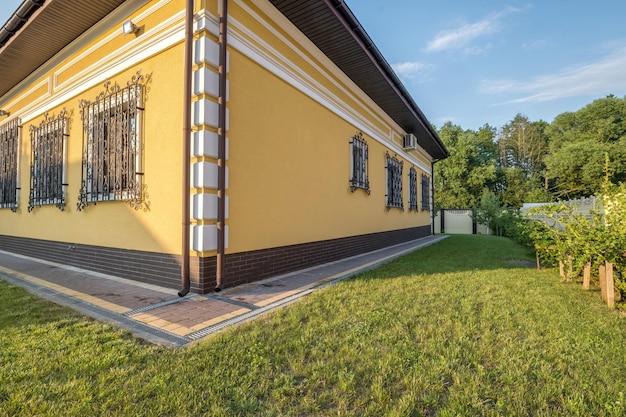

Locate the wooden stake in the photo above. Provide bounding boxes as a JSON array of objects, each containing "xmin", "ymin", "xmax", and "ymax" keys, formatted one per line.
[
  {"xmin": 566, "ymin": 255, "xmax": 573, "ymax": 282},
  {"xmin": 536, "ymin": 250, "xmax": 541, "ymax": 269},
  {"xmin": 606, "ymin": 261, "xmax": 615, "ymax": 308},
  {"xmin": 599, "ymin": 264, "xmax": 607, "ymax": 302},
  {"xmin": 582, "ymin": 262, "xmax": 591, "ymax": 290}
]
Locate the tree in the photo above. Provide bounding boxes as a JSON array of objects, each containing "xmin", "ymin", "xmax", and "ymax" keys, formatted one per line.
[
  {"xmin": 434, "ymin": 122, "xmax": 497, "ymax": 208},
  {"xmin": 545, "ymin": 95, "xmax": 626, "ymax": 198},
  {"xmin": 495, "ymin": 114, "xmax": 550, "ymax": 205},
  {"xmin": 497, "ymin": 114, "xmax": 548, "ymax": 178},
  {"xmin": 433, "ymin": 96, "xmax": 626, "ymax": 208}
]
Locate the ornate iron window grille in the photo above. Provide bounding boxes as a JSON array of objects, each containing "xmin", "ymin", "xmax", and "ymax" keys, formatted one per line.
[
  {"xmin": 349, "ymin": 132, "xmax": 370, "ymax": 194},
  {"xmin": 0, "ymin": 118, "xmax": 20, "ymax": 212},
  {"xmin": 77, "ymin": 72, "xmax": 145, "ymax": 211},
  {"xmin": 385, "ymin": 152, "xmax": 403, "ymax": 209},
  {"xmin": 28, "ymin": 111, "xmax": 68, "ymax": 212},
  {"xmin": 421, "ymin": 174, "xmax": 430, "ymax": 210},
  {"xmin": 408, "ymin": 167, "xmax": 418, "ymax": 211}
]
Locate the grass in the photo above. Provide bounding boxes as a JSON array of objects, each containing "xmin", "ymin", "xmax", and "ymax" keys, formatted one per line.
[{"xmin": 1, "ymin": 235, "xmax": 626, "ymax": 416}]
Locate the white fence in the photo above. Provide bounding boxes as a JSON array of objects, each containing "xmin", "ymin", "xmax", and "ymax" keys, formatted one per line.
[
  {"xmin": 521, "ymin": 197, "xmax": 599, "ymax": 228},
  {"xmin": 434, "ymin": 209, "xmax": 491, "ymax": 235},
  {"xmin": 435, "ymin": 197, "xmax": 599, "ymax": 235}
]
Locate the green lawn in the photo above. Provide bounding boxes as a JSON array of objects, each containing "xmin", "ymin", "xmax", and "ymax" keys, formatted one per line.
[{"xmin": 1, "ymin": 235, "xmax": 625, "ymax": 416}]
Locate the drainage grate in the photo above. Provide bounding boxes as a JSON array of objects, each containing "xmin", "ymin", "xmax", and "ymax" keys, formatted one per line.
[
  {"xmin": 123, "ymin": 295, "xmax": 196, "ymax": 316},
  {"xmin": 205, "ymin": 294, "xmax": 260, "ymax": 310}
]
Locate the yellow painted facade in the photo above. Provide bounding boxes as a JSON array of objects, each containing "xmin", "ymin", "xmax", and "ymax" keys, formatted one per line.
[
  {"xmin": 0, "ymin": 0, "xmax": 444, "ymax": 290},
  {"xmin": 0, "ymin": 0, "xmax": 187, "ymax": 254},
  {"xmin": 224, "ymin": 0, "xmax": 434, "ymax": 253}
]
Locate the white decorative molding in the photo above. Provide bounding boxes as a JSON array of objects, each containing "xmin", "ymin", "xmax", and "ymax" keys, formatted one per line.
[
  {"xmin": 193, "ymin": 99, "xmax": 219, "ymax": 128},
  {"xmin": 192, "ymin": 224, "xmax": 229, "ymax": 251},
  {"xmin": 227, "ymin": 6, "xmax": 433, "ymax": 173},
  {"xmin": 192, "ymin": 130, "xmax": 229, "ymax": 159},
  {"xmin": 194, "ymin": 36, "xmax": 220, "ymax": 68},
  {"xmin": 6, "ymin": 11, "xmax": 186, "ymax": 124},
  {"xmin": 54, "ymin": 0, "xmax": 175, "ymax": 91},
  {"xmin": 191, "ymin": 193, "xmax": 229, "ymax": 220},
  {"xmin": 0, "ymin": 79, "xmax": 51, "ymax": 127},
  {"xmin": 57, "ymin": 13, "xmax": 185, "ymax": 93},
  {"xmin": 194, "ymin": 13, "xmax": 219, "ymax": 37},
  {"xmin": 193, "ymin": 99, "xmax": 229, "ymax": 131},
  {"xmin": 191, "ymin": 13, "xmax": 231, "ymax": 252},
  {"xmin": 193, "ymin": 67, "xmax": 219, "ymax": 97},
  {"xmin": 192, "ymin": 162, "xmax": 229, "ymax": 189},
  {"xmin": 193, "ymin": 67, "xmax": 230, "ymax": 101}
]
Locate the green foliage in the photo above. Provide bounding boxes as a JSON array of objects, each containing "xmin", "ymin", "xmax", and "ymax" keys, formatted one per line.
[
  {"xmin": 434, "ymin": 122, "xmax": 497, "ymax": 208},
  {"xmin": 546, "ymin": 95, "xmax": 626, "ymax": 198},
  {"xmin": 524, "ymin": 202, "xmax": 604, "ymax": 276},
  {"xmin": 435, "ymin": 96, "xmax": 626, "ymax": 209},
  {"xmin": 473, "ymin": 191, "xmax": 525, "ymax": 239},
  {"xmin": 497, "ymin": 113, "xmax": 548, "ymax": 178},
  {"xmin": 473, "ymin": 191, "xmax": 501, "ymax": 232},
  {"xmin": 494, "ymin": 114, "xmax": 551, "ymax": 207},
  {"xmin": 522, "ymin": 181, "xmax": 626, "ymax": 302}
]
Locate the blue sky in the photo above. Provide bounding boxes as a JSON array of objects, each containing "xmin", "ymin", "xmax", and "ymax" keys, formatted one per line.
[
  {"xmin": 3, "ymin": 1, "xmax": 626, "ymax": 130},
  {"xmin": 347, "ymin": 0, "xmax": 626, "ymax": 130}
]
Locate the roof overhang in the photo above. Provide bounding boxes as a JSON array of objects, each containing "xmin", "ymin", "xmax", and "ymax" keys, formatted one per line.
[
  {"xmin": 0, "ymin": 0, "xmax": 449, "ymax": 160},
  {"xmin": 269, "ymin": 0, "xmax": 448, "ymax": 160},
  {"xmin": 0, "ymin": 0, "xmax": 126, "ymax": 99}
]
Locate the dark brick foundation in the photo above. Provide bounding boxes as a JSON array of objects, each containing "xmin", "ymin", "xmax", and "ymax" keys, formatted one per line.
[
  {"xmin": 0, "ymin": 225, "xmax": 431, "ymax": 294},
  {"xmin": 194, "ymin": 225, "xmax": 432, "ymax": 293},
  {"xmin": 0, "ymin": 235, "xmax": 183, "ymax": 289}
]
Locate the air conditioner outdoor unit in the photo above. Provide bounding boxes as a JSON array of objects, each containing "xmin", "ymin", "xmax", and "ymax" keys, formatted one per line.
[{"xmin": 403, "ymin": 133, "xmax": 417, "ymax": 150}]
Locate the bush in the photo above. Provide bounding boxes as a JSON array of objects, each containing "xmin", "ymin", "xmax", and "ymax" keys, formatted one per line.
[
  {"xmin": 521, "ymin": 182, "xmax": 626, "ymax": 304},
  {"xmin": 473, "ymin": 192, "xmax": 526, "ymax": 240}
]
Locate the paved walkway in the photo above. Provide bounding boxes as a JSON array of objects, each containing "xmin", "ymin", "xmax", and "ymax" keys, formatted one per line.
[{"xmin": 0, "ymin": 235, "xmax": 447, "ymax": 347}]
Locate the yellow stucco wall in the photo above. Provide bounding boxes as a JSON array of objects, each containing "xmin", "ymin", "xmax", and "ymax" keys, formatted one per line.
[
  {"xmin": 224, "ymin": 0, "xmax": 434, "ymax": 253},
  {"xmin": 0, "ymin": 0, "xmax": 187, "ymax": 254},
  {"xmin": 226, "ymin": 49, "xmax": 432, "ymax": 253},
  {"xmin": 0, "ymin": 0, "xmax": 436, "ymax": 258}
]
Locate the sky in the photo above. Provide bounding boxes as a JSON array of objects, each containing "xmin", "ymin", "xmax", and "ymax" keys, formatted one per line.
[
  {"xmin": 346, "ymin": 0, "xmax": 626, "ymax": 130},
  {"xmin": 2, "ymin": 1, "xmax": 626, "ymax": 130}
]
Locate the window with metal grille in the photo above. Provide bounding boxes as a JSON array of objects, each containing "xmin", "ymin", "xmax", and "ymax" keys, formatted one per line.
[
  {"xmin": 77, "ymin": 72, "xmax": 145, "ymax": 211},
  {"xmin": 421, "ymin": 174, "xmax": 430, "ymax": 210},
  {"xmin": 385, "ymin": 153, "xmax": 403, "ymax": 209},
  {"xmin": 28, "ymin": 111, "xmax": 68, "ymax": 212},
  {"xmin": 408, "ymin": 167, "xmax": 418, "ymax": 211},
  {"xmin": 0, "ymin": 118, "xmax": 20, "ymax": 212},
  {"xmin": 349, "ymin": 132, "xmax": 370, "ymax": 194}
]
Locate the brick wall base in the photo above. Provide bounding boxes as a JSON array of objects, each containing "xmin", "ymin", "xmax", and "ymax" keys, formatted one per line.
[
  {"xmin": 0, "ymin": 225, "xmax": 431, "ymax": 294},
  {"xmin": 0, "ymin": 235, "xmax": 183, "ymax": 289},
  {"xmin": 193, "ymin": 225, "xmax": 432, "ymax": 293}
]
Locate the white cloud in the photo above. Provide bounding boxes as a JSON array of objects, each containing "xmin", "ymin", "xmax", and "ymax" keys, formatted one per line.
[
  {"xmin": 522, "ymin": 39, "xmax": 548, "ymax": 50},
  {"xmin": 392, "ymin": 61, "xmax": 433, "ymax": 83},
  {"xmin": 425, "ymin": 7, "xmax": 522, "ymax": 53},
  {"xmin": 480, "ymin": 45, "xmax": 626, "ymax": 103},
  {"xmin": 425, "ymin": 20, "xmax": 496, "ymax": 53}
]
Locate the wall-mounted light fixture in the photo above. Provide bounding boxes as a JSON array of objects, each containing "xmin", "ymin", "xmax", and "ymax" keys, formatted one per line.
[
  {"xmin": 0, "ymin": 110, "xmax": 9, "ymax": 117},
  {"xmin": 122, "ymin": 19, "xmax": 138, "ymax": 35}
]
